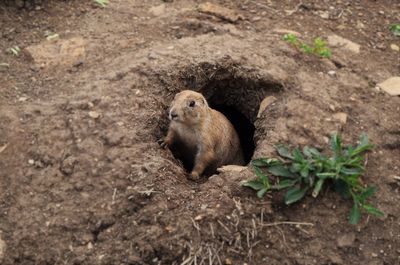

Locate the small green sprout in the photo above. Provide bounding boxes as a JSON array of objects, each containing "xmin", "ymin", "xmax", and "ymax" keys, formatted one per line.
[
  {"xmin": 94, "ymin": 0, "xmax": 109, "ymax": 7},
  {"xmin": 243, "ymin": 133, "xmax": 383, "ymax": 224},
  {"xmin": 282, "ymin": 34, "xmax": 332, "ymax": 58},
  {"xmin": 7, "ymin": 46, "xmax": 21, "ymax": 56},
  {"xmin": 389, "ymin": 24, "xmax": 400, "ymax": 36}
]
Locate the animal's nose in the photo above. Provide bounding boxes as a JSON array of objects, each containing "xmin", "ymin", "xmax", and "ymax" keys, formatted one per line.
[{"xmin": 169, "ymin": 110, "xmax": 178, "ymax": 120}]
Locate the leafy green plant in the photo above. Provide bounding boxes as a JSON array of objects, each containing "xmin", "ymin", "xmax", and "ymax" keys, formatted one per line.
[
  {"xmin": 389, "ymin": 24, "xmax": 400, "ymax": 37},
  {"xmin": 243, "ymin": 133, "xmax": 384, "ymax": 224},
  {"xmin": 282, "ymin": 34, "xmax": 332, "ymax": 58},
  {"xmin": 94, "ymin": 0, "xmax": 109, "ymax": 7},
  {"xmin": 7, "ymin": 46, "xmax": 21, "ymax": 56}
]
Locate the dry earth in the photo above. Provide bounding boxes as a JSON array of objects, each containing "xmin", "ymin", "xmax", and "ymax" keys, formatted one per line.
[{"xmin": 0, "ymin": 1, "xmax": 399, "ymax": 264}]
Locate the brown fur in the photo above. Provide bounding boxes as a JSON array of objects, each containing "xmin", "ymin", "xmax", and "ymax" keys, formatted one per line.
[{"xmin": 161, "ymin": 90, "xmax": 244, "ymax": 179}]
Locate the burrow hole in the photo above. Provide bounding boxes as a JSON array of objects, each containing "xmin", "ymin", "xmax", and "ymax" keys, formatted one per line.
[{"xmin": 171, "ymin": 62, "xmax": 283, "ymax": 173}]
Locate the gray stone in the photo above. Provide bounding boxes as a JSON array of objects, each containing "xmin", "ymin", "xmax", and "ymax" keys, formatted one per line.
[
  {"xmin": 149, "ymin": 4, "xmax": 166, "ymax": 16},
  {"xmin": 377, "ymin": 77, "xmax": 400, "ymax": 96},
  {"xmin": 25, "ymin": 37, "xmax": 86, "ymax": 69},
  {"xmin": 390, "ymin": 44, "xmax": 399, "ymax": 52},
  {"xmin": 0, "ymin": 233, "xmax": 5, "ymax": 263},
  {"xmin": 337, "ymin": 233, "xmax": 356, "ymax": 247},
  {"xmin": 327, "ymin": 35, "xmax": 360, "ymax": 53}
]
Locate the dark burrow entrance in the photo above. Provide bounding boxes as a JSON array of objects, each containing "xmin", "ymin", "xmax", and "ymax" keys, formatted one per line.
[
  {"xmin": 167, "ymin": 61, "xmax": 283, "ymax": 175},
  {"xmin": 209, "ymin": 104, "xmax": 255, "ymax": 164}
]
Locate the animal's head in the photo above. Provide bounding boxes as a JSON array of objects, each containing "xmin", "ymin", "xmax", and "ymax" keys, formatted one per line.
[{"xmin": 169, "ymin": 90, "xmax": 209, "ymax": 125}]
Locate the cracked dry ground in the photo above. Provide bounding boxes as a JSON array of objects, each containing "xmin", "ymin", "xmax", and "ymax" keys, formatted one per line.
[{"xmin": 0, "ymin": 1, "xmax": 399, "ymax": 264}]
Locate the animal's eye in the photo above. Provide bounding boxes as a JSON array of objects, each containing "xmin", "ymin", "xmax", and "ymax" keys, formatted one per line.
[{"xmin": 189, "ymin": 100, "xmax": 195, "ymax": 107}]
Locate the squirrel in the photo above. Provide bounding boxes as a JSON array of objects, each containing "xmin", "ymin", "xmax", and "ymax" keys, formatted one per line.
[{"xmin": 160, "ymin": 90, "xmax": 244, "ymax": 180}]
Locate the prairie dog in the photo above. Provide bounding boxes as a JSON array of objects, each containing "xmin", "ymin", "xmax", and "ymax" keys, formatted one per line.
[{"xmin": 161, "ymin": 90, "xmax": 244, "ymax": 179}]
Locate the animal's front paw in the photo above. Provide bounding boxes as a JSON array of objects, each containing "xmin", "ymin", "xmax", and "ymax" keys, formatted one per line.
[
  {"xmin": 157, "ymin": 138, "xmax": 168, "ymax": 149},
  {"xmin": 188, "ymin": 171, "xmax": 200, "ymax": 180}
]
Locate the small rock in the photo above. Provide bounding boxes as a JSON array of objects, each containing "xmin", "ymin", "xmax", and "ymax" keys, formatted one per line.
[
  {"xmin": 371, "ymin": 253, "xmax": 378, "ymax": 258},
  {"xmin": 327, "ymin": 35, "xmax": 360, "ymax": 53},
  {"xmin": 28, "ymin": 159, "xmax": 35, "ymax": 165},
  {"xmin": 148, "ymin": 52, "xmax": 158, "ymax": 60},
  {"xmin": 225, "ymin": 258, "xmax": 232, "ymax": 265},
  {"xmin": 87, "ymin": 242, "xmax": 93, "ymax": 249},
  {"xmin": 317, "ymin": 11, "xmax": 330, "ymax": 19},
  {"xmin": 356, "ymin": 21, "xmax": 365, "ymax": 29},
  {"xmin": 217, "ymin": 165, "xmax": 247, "ymax": 173},
  {"xmin": 273, "ymin": 29, "xmax": 301, "ymax": 37},
  {"xmin": 390, "ymin": 44, "xmax": 399, "ymax": 52},
  {"xmin": 328, "ymin": 70, "xmax": 336, "ymax": 77},
  {"xmin": 257, "ymin": 96, "xmax": 277, "ymax": 118},
  {"xmin": 0, "ymin": 233, "xmax": 5, "ymax": 263},
  {"xmin": 18, "ymin": 97, "xmax": 28, "ymax": 102},
  {"xmin": 194, "ymin": 215, "xmax": 203, "ymax": 221},
  {"xmin": 333, "ymin": 112, "xmax": 347, "ymax": 124},
  {"xmin": 337, "ymin": 233, "xmax": 356, "ymax": 247},
  {"xmin": 198, "ymin": 2, "xmax": 242, "ymax": 23},
  {"xmin": 377, "ymin": 77, "xmax": 400, "ymax": 96},
  {"xmin": 88, "ymin": 111, "xmax": 101, "ymax": 119},
  {"xmin": 149, "ymin": 4, "xmax": 166, "ymax": 16},
  {"xmin": 252, "ymin": 16, "xmax": 261, "ymax": 21},
  {"xmin": 25, "ymin": 37, "xmax": 86, "ymax": 69},
  {"xmin": 0, "ymin": 63, "xmax": 9, "ymax": 72}
]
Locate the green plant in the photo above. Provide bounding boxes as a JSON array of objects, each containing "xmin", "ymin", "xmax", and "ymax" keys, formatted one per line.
[
  {"xmin": 94, "ymin": 0, "xmax": 109, "ymax": 7},
  {"xmin": 7, "ymin": 46, "xmax": 21, "ymax": 56},
  {"xmin": 282, "ymin": 34, "xmax": 332, "ymax": 58},
  {"xmin": 243, "ymin": 133, "xmax": 384, "ymax": 224},
  {"xmin": 389, "ymin": 24, "xmax": 400, "ymax": 36}
]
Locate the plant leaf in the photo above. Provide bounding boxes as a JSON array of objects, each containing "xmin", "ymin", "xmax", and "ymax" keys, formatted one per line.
[
  {"xmin": 352, "ymin": 133, "xmax": 373, "ymax": 156},
  {"xmin": 254, "ymin": 166, "xmax": 270, "ymax": 188},
  {"xmin": 293, "ymin": 148, "xmax": 304, "ymax": 162},
  {"xmin": 252, "ymin": 158, "xmax": 277, "ymax": 167},
  {"xmin": 331, "ymin": 133, "xmax": 342, "ymax": 156},
  {"xmin": 267, "ymin": 164, "xmax": 294, "ymax": 178},
  {"xmin": 257, "ymin": 188, "xmax": 268, "ymax": 198},
  {"xmin": 242, "ymin": 180, "xmax": 264, "ymax": 190},
  {"xmin": 284, "ymin": 187, "xmax": 308, "ymax": 205},
  {"xmin": 312, "ymin": 179, "xmax": 325, "ymax": 198},
  {"xmin": 316, "ymin": 172, "xmax": 336, "ymax": 179},
  {"xmin": 272, "ymin": 179, "xmax": 297, "ymax": 190},
  {"xmin": 349, "ymin": 203, "xmax": 361, "ymax": 224},
  {"xmin": 362, "ymin": 204, "xmax": 384, "ymax": 217},
  {"xmin": 275, "ymin": 145, "xmax": 294, "ymax": 159},
  {"xmin": 340, "ymin": 167, "xmax": 362, "ymax": 176},
  {"xmin": 360, "ymin": 186, "xmax": 376, "ymax": 203}
]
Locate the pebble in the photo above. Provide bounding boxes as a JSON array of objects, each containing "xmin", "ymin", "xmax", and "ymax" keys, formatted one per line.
[
  {"xmin": 28, "ymin": 159, "xmax": 35, "ymax": 165},
  {"xmin": 252, "ymin": 16, "xmax": 261, "ymax": 21},
  {"xmin": 327, "ymin": 35, "xmax": 360, "ymax": 53},
  {"xmin": 149, "ymin": 4, "xmax": 166, "ymax": 16},
  {"xmin": 390, "ymin": 44, "xmax": 399, "ymax": 52},
  {"xmin": 337, "ymin": 233, "xmax": 356, "ymax": 247},
  {"xmin": 88, "ymin": 111, "xmax": 100, "ymax": 119},
  {"xmin": 333, "ymin": 112, "xmax": 347, "ymax": 124},
  {"xmin": 0, "ymin": 233, "xmax": 4, "ymax": 263},
  {"xmin": 328, "ymin": 70, "xmax": 336, "ymax": 77},
  {"xmin": 377, "ymin": 77, "xmax": 400, "ymax": 96}
]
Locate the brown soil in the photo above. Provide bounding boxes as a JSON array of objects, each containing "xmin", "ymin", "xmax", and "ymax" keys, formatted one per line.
[{"xmin": 1, "ymin": 1, "xmax": 399, "ymax": 264}]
